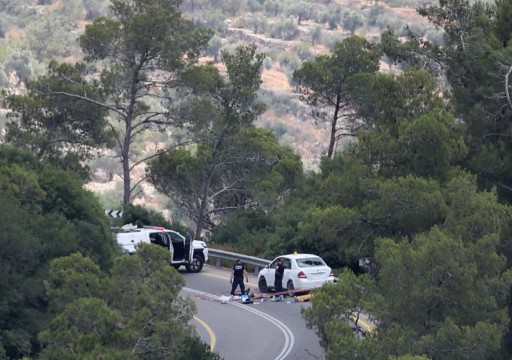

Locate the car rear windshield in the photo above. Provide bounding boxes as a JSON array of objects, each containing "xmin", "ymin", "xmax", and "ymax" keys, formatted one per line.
[{"xmin": 296, "ymin": 257, "xmax": 326, "ymax": 268}]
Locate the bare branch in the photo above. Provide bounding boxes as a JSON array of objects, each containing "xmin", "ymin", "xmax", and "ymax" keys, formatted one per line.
[
  {"xmin": 44, "ymin": 91, "xmax": 126, "ymax": 118},
  {"xmin": 496, "ymin": 181, "xmax": 512, "ymax": 193},
  {"xmin": 209, "ymin": 178, "xmax": 248, "ymax": 200},
  {"xmin": 128, "ymin": 140, "xmax": 193, "ymax": 172}
]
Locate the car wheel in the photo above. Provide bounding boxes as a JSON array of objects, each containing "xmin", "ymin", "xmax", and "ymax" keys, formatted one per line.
[
  {"xmin": 185, "ymin": 253, "xmax": 204, "ymax": 273},
  {"xmin": 258, "ymin": 277, "xmax": 268, "ymax": 293},
  {"xmin": 287, "ymin": 280, "xmax": 295, "ymax": 297}
]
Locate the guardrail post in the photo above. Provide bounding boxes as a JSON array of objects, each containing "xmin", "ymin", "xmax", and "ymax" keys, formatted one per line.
[{"xmin": 215, "ymin": 257, "xmax": 221, "ymax": 268}]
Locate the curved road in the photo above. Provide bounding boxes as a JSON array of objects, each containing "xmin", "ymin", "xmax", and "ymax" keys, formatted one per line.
[{"xmin": 181, "ymin": 265, "xmax": 325, "ymax": 360}]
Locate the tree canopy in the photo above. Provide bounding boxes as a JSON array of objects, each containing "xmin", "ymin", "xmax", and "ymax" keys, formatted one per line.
[
  {"xmin": 293, "ymin": 35, "xmax": 380, "ymax": 158},
  {"xmin": 148, "ymin": 45, "xmax": 303, "ymax": 238},
  {"xmin": 39, "ymin": 246, "xmax": 220, "ymax": 359},
  {"xmin": 0, "ymin": 145, "xmax": 117, "ymax": 359},
  {"xmin": 4, "ymin": 0, "xmax": 214, "ymax": 205},
  {"xmin": 3, "ymin": 61, "xmax": 113, "ymax": 179}
]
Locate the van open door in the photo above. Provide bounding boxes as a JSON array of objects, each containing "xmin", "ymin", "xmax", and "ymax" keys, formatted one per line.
[
  {"xmin": 184, "ymin": 235, "xmax": 193, "ymax": 264},
  {"xmin": 167, "ymin": 231, "xmax": 187, "ymax": 262}
]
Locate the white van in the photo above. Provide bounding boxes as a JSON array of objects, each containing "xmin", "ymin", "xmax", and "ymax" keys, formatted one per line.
[{"xmin": 115, "ymin": 224, "xmax": 208, "ymax": 273}]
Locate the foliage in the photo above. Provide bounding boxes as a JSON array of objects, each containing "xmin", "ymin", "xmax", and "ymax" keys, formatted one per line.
[
  {"xmin": 269, "ymin": 17, "xmax": 300, "ymax": 40},
  {"xmin": 148, "ymin": 45, "xmax": 303, "ymax": 238},
  {"xmin": 121, "ymin": 204, "xmax": 193, "ymax": 239},
  {"xmin": 286, "ymin": 1, "xmax": 317, "ymax": 25},
  {"xmin": 25, "ymin": 12, "xmax": 77, "ymax": 61},
  {"xmin": 295, "ymin": 205, "xmax": 369, "ymax": 268},
  {"xmin": 206, "ymin": 35, "xmax": 224, "ymax": 62},
  {"xmin": 318, "ymin": 4, "xmax": 343, "ymax": 30},
  {"xmin": 293, "ymin": 35, "xmax": 380, "ymax": 157},
  {"xmin": 418, "ymin": 0, "xmax": 512, "ymax": 205},
  {"xmin": 25, "ymin": 0, "xmax": 214, "ymax": 206},
  {"xmin": 0, "ymin": 146, "xmax": 117, "ymax": 359},
  {"xmin": 39, "ymin": 247, "xmax": 220, "ymax": 359},
  {"xmin": 149, "ymin": 127, "xmax": 302, "ymax": 239},
  {"xmin": 380, "ymin": 29, "xmax": 442, "ymax": 75},
  {"xmin": 121, "ymin": 203, "xmax": 172, "ymax": 228},
  {"xmin": 302, "ymin": 269, "xmax": 378, "ymax": 356},
  {"xmin": 342, "ymin": 10, "xmax": 365, "ymax": 35},
  {"xmin": 55, "ymin": 0, "xmax": 86, "ymax": 22},
  {"xmin": 362, "ymin": 176, "xmax": 447, "ymax": 237},
  {"xmin": 367, "ymin": 5, "xmax": 386, "ymax": 26},
  {"xmin": 83, "ymin": 0, "xmax": 111, "ymax": 20},
  {"xmin": 371, "ymin": 227, "xmax": 511, "ymax": 359},
  {"xmin": 2, "ymin": 52, "xmax": 32, "ymax": 85},
  {"xmin": 348, "ymin": 70, "xmax": 467, "ymax": 180},
  {"xmin": 309, "ymin": 24, "xmax": 323, "ymax": 46},
  {"xmin": 3, "ymin": 61, "xmax": 113, "ymax": 179},
  {"xmin": 5, "ymin": 0, "xmax": 512, "ymax": 358},
  {"xmin": 264, "ymin": 0, "xmax": 282, "ymax": 16},
  {"xmin": 212, "ymin": 193, "xmax": 311, "ymax": 258},
  {"xmin": 244, "ymin": 15, "xmax": 268, "ymax": 34},
  {"xmin": 303, "ymin": 218, "xmax": 512, "ymax": 359}
]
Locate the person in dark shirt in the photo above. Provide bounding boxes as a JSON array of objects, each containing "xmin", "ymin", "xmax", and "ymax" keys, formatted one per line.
[
  {"xmin": 274, "ymin": 258, "xmax": 285, "ymax": 293},
  {"xmin": 230, "ymin": 259, "xmax": 249, "ymax": 297}
]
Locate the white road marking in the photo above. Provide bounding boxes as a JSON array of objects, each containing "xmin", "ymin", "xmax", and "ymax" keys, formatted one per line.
[{"xmin": 184, "ymin": 287, "xmax": 295, "ymax": 360}]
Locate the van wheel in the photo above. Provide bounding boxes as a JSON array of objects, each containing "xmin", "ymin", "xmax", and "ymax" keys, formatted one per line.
[
  {"xmin": 258, "ymin": 277, "xmax": 268, "ymax": 293},
  {"xmin": 186, "ymin": 253, "xmax": 204, "ymax": 273}
]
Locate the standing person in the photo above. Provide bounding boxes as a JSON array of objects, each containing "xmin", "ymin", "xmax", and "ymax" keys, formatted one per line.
[
  {"xmin": 274, "ymin": 258, "xmax": 285, "ymax": 294},
  {"xmin": 230, "ymin": 259, "xmax": 248, "ymax": 299}
]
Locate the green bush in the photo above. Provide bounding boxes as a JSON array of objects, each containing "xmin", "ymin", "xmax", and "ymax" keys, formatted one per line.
[
  {"xmin": 322, "ymin": 32, "xmax": 345, "ymax": 51},
  {"xmin": 263, "ymin": 56, "xmax": 273, "ymax": 70},
  {"xmin": 269, "ymin": 17, "xmax": 299, "ymax": 40},
  {"xmin": 279, "ymin": 52, "xmax": 301, "ymax": 72},
  {"xmin": 318, "ymin": 5, "xmax": 342, "ymax": 30},
  {"xmin": 367, "ymin": 5, "xmax": 386, "ymax": 26},
  {"xmin": 426, "ymin": 28, "xmax": 444, "ymax": 46},
  {"xmin": 271, "ymin": 122, "xmax": 288, "ymax": 138},
  {"xmin": 293, "ymin": 42, "xmax": 313, "ymax": 61}
]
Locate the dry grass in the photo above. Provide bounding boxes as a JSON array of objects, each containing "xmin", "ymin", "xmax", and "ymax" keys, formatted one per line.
[
  {"xmin": 5, "ymin": 26, "xmax": 25, "ymax": 39},
  {"xmin": 261, "ymin": 66, "xmax": 293, "ymax": 92}
]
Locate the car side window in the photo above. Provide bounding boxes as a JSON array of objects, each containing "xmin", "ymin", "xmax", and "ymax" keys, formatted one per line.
[{"xmin": 283, "ymin": 259, "xmax": 291, "ymax": 269}]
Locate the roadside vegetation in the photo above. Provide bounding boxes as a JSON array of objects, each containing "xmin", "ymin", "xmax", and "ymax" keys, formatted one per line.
[{"xmin": 1, "ymin": 0, "xmax": 512, "ymax": 359}]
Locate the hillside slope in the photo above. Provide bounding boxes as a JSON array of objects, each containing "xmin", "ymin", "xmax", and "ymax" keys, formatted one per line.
[{"xmin": 0, "ymin": 0, "xmax": 431, "ymax": 211}]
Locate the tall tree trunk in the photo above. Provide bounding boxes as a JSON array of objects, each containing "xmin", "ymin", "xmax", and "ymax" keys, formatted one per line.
[
  {"xmin": 122, "ymin": 132, "xmax": 131, "ymax": 205},
  {"xmin": 122, "ymin": 65, "xmax": 142, "ymax": 205},
  {"xmin": 195, "ymin": 163, "xmax": 214, "ymax": 239},
  {"xmin": 327, "ymin": 96, "xmax": 341, "ymax": 158}
]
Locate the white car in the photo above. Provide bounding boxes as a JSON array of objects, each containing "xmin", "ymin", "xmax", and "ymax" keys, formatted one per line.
[
  {"xmin": 115, "ymin": 224, "xmax": 208, "ymax": 273},
  {"xmin": 257, "ymin": 253, "xmax": 336, "ymax": 294}
]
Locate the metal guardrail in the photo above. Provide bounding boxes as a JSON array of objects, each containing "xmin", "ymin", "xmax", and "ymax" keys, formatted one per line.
[{"xmin": 208, "ymin": 248, "xmax": 271, "ymax": 274}]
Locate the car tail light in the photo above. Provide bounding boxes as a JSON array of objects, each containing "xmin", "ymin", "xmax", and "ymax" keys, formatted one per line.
[
  {"xmin": 297, "ymin": 271, "xmax": 307, "ymax": 279},
  {"xmin": 329, "ymin": 270, "xmax": 334, "ymax": 277}
]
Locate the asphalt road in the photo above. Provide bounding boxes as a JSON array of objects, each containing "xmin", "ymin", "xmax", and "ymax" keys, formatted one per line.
[{"xmin": 181, "ymin": 264, "xmax": 325, "ymax": 360}]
